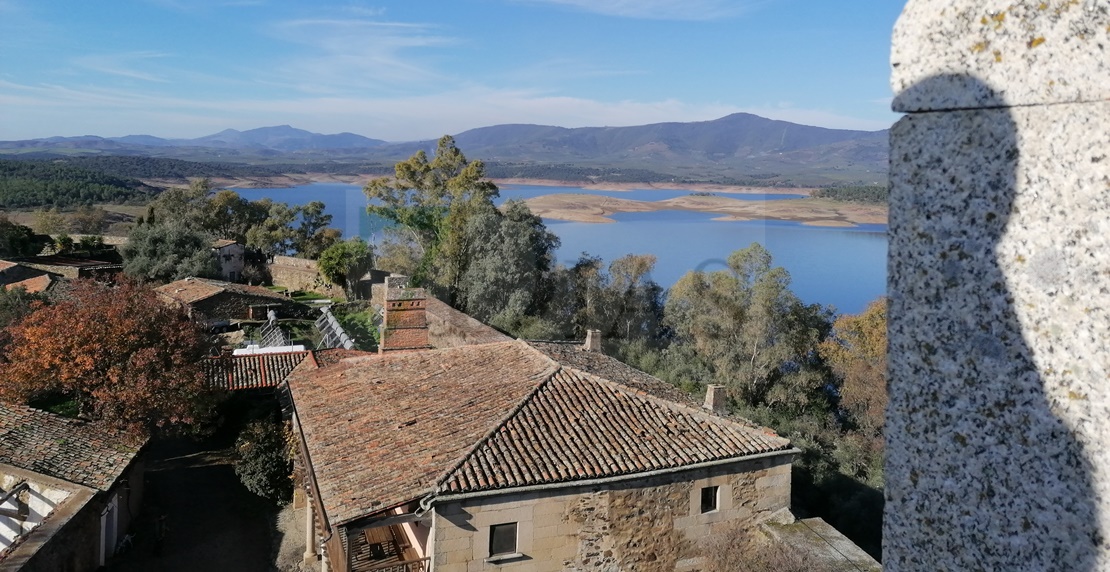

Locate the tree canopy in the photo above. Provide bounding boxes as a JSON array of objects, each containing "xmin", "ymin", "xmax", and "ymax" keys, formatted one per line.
[
  {"xmin": 665, "ymin": 243, "xmax": 832, "ymax": 408},
  {"xmin": 0, "ymin": 216, "xmax": 45, "ymax": 258},
  {"xmin": 364, "ymin": 135, "xmax": 498, "ymax": 304},
  {"xmin": 122, "ymin": 221, "xmax": 221, "ymax": 282},
  {"xmin": 0, "ymin": 279, "xmax": 221, "ymax": 435},
  {"xmin": 317, "ymin": 238, "xmax": 374, "ymax": 297}
]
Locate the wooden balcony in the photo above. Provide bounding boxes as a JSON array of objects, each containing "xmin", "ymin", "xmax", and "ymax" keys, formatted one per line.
[{"xmin": 350, "ymin": 523, "xmax": 429, "ymax": 572}]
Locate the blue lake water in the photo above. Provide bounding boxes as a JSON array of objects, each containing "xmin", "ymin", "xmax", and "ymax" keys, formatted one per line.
[{"xmin": 233, "ymin": 183, "xmax": 887, "ymax": 314}]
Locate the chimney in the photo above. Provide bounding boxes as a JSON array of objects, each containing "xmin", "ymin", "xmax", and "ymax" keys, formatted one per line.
[
  {"xmin": 703, "ymin": 384, "xmax": 727, "ymax": 414},
  {"xmin": 583, "ymin": 329, "xmax": 602, "ymax": 352},
  {"xmin": 379, "ymin": 287, "xmax": 432, "ymax": 353}
]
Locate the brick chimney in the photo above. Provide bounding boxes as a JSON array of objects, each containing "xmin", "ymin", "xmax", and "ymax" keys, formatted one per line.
[
  {"xmin": 583, "ymin": 329, "xmax": 602, "ymax": 352},
  {"xmin": 379, "ymin": 287, "xmax": 431, "ymax": 353},
  {"xmin": 703, "ymin": 384, "xmax": 727, "ymax": 414}
]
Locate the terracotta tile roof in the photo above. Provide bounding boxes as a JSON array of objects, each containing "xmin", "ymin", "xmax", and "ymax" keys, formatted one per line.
[
  {"xmin": 3, "ymin": 274, "xmax": 58, "ymax": 294},
  {"xmin": 155, "ymin": 277, "xmax": 288, "ymax": 305},
  {"xmin": 424, "ymin": 297, "xmax": 513, "ymax": 347},
  {"xmin": 211, "ymin": 239, "xmax": 239, "ymax": 249},
  {"xmin": 526, "ymin": 341, "xmax": 702, "ymax": 406},
  {"xmin": 0, "ymin": 401, "xmax": 143, "ymax": 491},
  {"xmin": 289, "ymin": 340, "xmax": 793, "ymax": 526},
  {"xmin": 438, "ymin": 367, "xmax": 791, "ymax": 494},
  {"xmin": 0, "ymin": 261, "xmax": 50, "ymax": 288},
  {"xmin": 311, "ymin": 348, "xmax": 376, "ymax": 368},
  {"xmin": 288, "ymin": 341, "xmax": 556, "ymax": 525},
  {"xmin": 205, "ymin": 352, "xmax": 309, "ymax": 390},
  {"xmin": 155, "ymin": 278, "xmax": 225, "ymax": 304}
]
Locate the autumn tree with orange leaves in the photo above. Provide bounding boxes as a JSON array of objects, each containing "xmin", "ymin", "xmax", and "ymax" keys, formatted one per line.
[
  {"xmin": 818, "ymin": 296, "xmax": 888, "ymax": 433},
  {"xmin": 0, "ymin": 279, "xmax": 221, "ymax": 435}
]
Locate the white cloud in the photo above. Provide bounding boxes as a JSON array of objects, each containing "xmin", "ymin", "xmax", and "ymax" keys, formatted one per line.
[
  {"xmin": 72, "ymin": 52, "xmax": 171, "ymax": 83},
  {"xmin": 265, "ymin": 17, "xmax": 456, "ymax": 94},
  {"xmin": 514, "ymin": 0, "xmax": 754, "ymax": 20}
]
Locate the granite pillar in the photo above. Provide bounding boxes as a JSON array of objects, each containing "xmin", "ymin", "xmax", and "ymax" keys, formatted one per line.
[{"xmin": 887, "ymin": 1, "xmax": 1110, "ymax": 570}]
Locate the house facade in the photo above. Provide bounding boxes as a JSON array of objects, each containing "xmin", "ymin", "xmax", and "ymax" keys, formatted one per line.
[
  {"xmin": 211, "ymin": 239, "xmax": 246, "ymax": 282},
  {"xmin": 0, "ymin": 402, "xmax": 144, "ymax": 571},
  {"xmin": 285, "ymin": 333, "xmax": 798, "ymax": 572}
]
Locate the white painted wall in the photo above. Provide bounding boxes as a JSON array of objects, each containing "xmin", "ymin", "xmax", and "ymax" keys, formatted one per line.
[{"xmin": 0, "ymin": 472, "xmax": 71, "ymax": 550}]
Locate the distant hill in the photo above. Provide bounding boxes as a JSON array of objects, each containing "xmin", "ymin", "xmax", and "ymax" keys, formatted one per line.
[
  {"xmin": 185, "ymin": 125, "xmax": 387, "ymax": 151},
  {"xmin": 0, "ymin": 115, "xmax": 890, "ymax": 186}
]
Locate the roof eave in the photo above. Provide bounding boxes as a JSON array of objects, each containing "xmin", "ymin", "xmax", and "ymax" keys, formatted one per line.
[{"xmin": 431, "ymin": 447, "xmax": 801, "ymax": 505}]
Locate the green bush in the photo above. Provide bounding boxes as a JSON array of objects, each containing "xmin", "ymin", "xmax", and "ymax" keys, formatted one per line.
[{"xmin": 234, "ymin": 421, "xmax": 293, "ymax": 505}]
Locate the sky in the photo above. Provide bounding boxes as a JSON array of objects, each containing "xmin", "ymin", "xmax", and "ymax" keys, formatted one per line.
[{"xmin": 0, "ymin": 1, "xmax": 906, "ymax": 142}]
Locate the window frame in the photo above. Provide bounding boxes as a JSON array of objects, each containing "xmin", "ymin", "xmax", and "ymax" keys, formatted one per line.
[
  {"xmin": 700, "ymin": 485, "xmax": 720, "ymax": 514},
  {"xmin": 487, "ymin": 521, "xmax": 519, "ymax": 558}
]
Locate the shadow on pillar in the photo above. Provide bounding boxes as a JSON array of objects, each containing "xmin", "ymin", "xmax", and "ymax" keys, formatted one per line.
[{"xmin": 886, "ymin": 74, "xmax": 1100, "ymax": 570}]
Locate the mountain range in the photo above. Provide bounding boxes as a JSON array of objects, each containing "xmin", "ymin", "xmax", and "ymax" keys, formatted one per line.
[{"xmin": 0, "ymin": 114, "xmax": 890, "ymax": 186}]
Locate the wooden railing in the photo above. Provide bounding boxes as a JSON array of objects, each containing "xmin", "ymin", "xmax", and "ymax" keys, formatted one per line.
[{"xmin": 361, "ymin": 557, "xmax": 431, "ymax": 572}]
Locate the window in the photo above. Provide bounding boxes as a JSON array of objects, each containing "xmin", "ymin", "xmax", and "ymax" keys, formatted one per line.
[
  {"xmin": 700, "ymin": 485, "xmax": 719, "ymax": 513},
  {"xmin": 489, "ymin": 522, "xmax": 518, "ymax": 557}
]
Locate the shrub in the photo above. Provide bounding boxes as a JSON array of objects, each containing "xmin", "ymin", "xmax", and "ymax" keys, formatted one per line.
[{"xmin": 234, "ymin": 420, "xmax": 293, "ymax": 504}]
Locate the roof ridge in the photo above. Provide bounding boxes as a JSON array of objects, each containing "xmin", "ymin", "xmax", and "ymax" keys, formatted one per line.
[
  {"xmin": 559, "ymin": 366, "xmax": 786, "ymax": 442},
  {"xmin": 433, "ymin": 358, "xmax": 562, "ymax": 495}
]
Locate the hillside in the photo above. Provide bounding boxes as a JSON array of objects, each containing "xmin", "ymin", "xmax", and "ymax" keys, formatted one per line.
[{"xmin": 0, "ymin": 113, "xmax": 890, "ymax": 186}]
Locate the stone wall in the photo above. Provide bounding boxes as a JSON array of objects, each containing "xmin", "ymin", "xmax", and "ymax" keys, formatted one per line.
[
  {"xmin": 887, "ymin": 2, "xmax": 1110, "ymax": 570},
  {"xmin": 269, "ymin": 256, "xmax": 345, "ymax": 300},
  {"xmin": 193, "ymin": 291, "xmax": 307, "ymax": 321},
  {"xmin": 430, "ymin": 454, "xmax": 793, "ymax": 572}
]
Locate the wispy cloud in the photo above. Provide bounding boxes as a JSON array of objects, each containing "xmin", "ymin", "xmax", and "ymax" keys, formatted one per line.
[
  {"xmin": 266, "ymin": 17, "xmax": 456, "ymax": 94},
  {"xmin": 72, "ymin": 52, "xmax": 171, "ymax": 83},
  {"xmin": 515, "ymin": 0, "xmax": 753, "ymax": 20}
]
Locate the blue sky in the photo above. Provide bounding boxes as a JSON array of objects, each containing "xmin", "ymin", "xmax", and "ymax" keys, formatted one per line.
[{"xmin": 0, "ymin": 1, "xmax": 905, "ymax": 142}]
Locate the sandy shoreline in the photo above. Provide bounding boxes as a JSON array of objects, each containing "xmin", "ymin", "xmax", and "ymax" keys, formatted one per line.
[
  {"xmin": 491, "ymin": 178, "xmax": 816, "ymax": 197},
  {"xmin": 522, "ymin": 193, "xmax": 887, "ymax": 227},
  {"xmin": 137, "ymin": 173, "xmax": 885, "ymax": 228}
]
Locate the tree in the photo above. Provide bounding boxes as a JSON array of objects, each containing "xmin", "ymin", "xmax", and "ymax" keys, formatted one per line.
[
  {"xmin": 459, "ymin": 200, "xmax": 560, "ymax": 330},
  {"xmin": 202, "ymin": 189, "xmax": 269, "ymax": 243},
  {"xmin": 0, "ymin": 216, "xmax": 41, "ymax": 257},
  {"xmin": 245, "ymin": 200, "xmax": 299, "ymax": 259},
  {"xmin": 818, "ymin": 297, "xmax": 887, "ymax": 433},
  {"xmin": 364, "ymin": 135, "xmax": 498, "ymax": 303},
  {"xmin": 69, "ymin": 206, "xmax": 108, "ymax": 234},
  {"xmin": 148, "ymin": 179, "xmax": 211, "ymax": 222},
  {"xmin": 292, "ymin": 201, "xmax": 340, "ymax": 259},
  {"xmin": 53, "ymin": 233, "xmax": 74, "ymax": 255},
  {"xmin": 32, "ymin": 208, "xmax": 67, "ymax": 235},
  {"xmin": 665, "ymin": 243, "xmax": 832, "ymax": 408},
  {"xmin": 122, "ymin": 221, "xmax": 220, "ymax": 282},
  {"xmin": 317, "ymin": 238, "xmax": 374, "ymax": 298},
  {"xmin": 234, "ymin": 420, "xmax": 293, "ymax": 504},
  {"xmin": 0, "ymin": 279, "xmax": 221, "ymax": 435},
  {"xmin": 372, "ymin": 227, "xmax": 423, "ymax": 278}
]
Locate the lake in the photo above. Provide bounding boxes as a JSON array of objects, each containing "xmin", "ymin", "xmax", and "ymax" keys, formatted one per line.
[{"xmin": 233, "ymin": 183, "xmax": 887, "ymax": 314}]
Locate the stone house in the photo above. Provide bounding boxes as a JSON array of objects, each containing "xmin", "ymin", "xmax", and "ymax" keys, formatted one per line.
[
  {"xmin": 211, "ymin": 239, "xmax": 246, "ymax": 282},
  {"xmin": 155, "ymin": 277, "xmax": 305, "ymax": 323},
  {"xmin": 0, "ymin": 402, "xmax": 145, "ymax": 571},
  {"xmin": 285, "ymin": 314, "xmax": 799, "ymax": 572},
  {"xmin": 1, "ymin": 255, "xmax": 120, "ymax": 282}
]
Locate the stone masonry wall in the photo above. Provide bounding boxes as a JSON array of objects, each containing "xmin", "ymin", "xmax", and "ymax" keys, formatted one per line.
[
  {"xmin": 887, "ymin": 2, "xmax": 1110, "ymax": 570},
  {"xmin": 269, "ymin": 255, "xmax": 345, "ymax": 300},
  {"xmin": 431, "ymin": 454, "xmax": 792, "ymax": 572}
]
